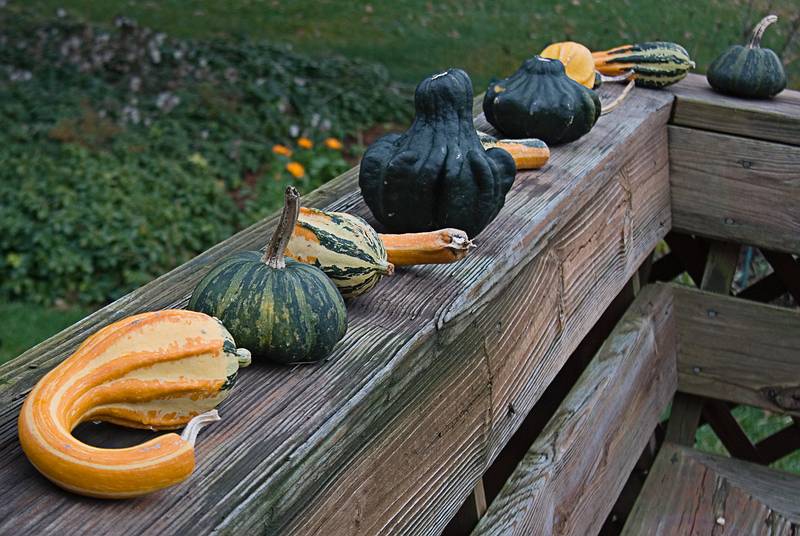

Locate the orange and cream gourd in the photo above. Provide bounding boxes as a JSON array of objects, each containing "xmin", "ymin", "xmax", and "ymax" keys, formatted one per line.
[{"xmin": 18, "ymin": 309, "xmax": 251, "ymax": 499}]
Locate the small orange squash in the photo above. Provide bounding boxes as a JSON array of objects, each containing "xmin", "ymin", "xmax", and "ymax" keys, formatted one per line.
[
  {"xmin": 540, "ymin": 41, "xmax": 597, "ymax": 88},
  {"xmin": 18, "ymin": 310, "xmax": 251, "ymax": 498}
]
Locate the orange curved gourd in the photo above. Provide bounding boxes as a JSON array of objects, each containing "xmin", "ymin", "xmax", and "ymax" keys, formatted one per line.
[
  {"xmin": 541, "ymin": 41, "xmax": 596, "ymax": 88},
  {"xmin": 18, "ymin": 310, "xmax": 251, "ymax": 498}
]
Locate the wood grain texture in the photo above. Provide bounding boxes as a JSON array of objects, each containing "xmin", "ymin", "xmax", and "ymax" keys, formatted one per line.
[
  {"xmin": 622, "ymin": 442, "xmax": 800, "ymax": 535},
  {"xmin": 472, "ymin": 284, "xmax": 678, "ymax": 536},
  {"xmin": 674, "ymin": 285, "xmax": 800, "ymax": 417},
  {"xmin": 0, "ymin": 87, "xmax": 673, "ymax": 535},
  {"xmin": 670, "ymin": 125, "xmax": 800, "ymax": 254},
  {"xmin": 668, "ymin": 73, "xmax": 800, "ymax": 146},
  {"xmin": 664, "ymin": 393, "xmax": 704, "ymax": 446}
]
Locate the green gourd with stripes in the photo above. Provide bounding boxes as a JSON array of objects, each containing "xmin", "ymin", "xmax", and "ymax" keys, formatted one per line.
[
  {"xmin": 593, "ymin": 42, "xmax": 695, "ymax": 88},
  {"xmin": 189, "ymin": 187, "xmax": 347, "ymax": 365},
  {"xmin": 707, "ymin": 15, "xmax": 787, "ymax": 99}
]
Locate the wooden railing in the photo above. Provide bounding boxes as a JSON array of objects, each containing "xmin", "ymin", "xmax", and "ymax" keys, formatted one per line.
[{"xmin": 0, "ymin": 74, "xmax": 797, "ymax": 535}]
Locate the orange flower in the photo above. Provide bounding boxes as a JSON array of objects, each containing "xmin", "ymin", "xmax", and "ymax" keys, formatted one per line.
[
  {"xmin": 324, "ymin": 137, "xmax": 343, "ymax": 150},
  {"xmin": 297, "ymin": 137, "xmax": 314, "ymax": 149},
  {"xmin": 286, "ymin": 161, "xmax": 305, "ymax": 179},
  {"xmin": 272, "ymin": 144, "xmax": 292, "ymax": 157}
]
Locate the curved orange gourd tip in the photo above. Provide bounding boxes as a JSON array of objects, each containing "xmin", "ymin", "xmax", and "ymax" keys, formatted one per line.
[
  {"xmin": 18, "ymin": 309, "xmax": 250, "ymax": 498},
  {"xmin": 379, "ymin": 229, "xmax": 474, "ymax": 266}
]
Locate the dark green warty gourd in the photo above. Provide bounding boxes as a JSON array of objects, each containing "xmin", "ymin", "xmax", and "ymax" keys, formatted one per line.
[
  {"xmin": 188, "ymin": 187, "xmax": 347, "ymax": 365},
  {"xmin": 358, "ymin": 68, "xmax": 516, "ymax": 238},
  {"xmin": 483, "ymin": 56, "xmax": 601, "ymax": 145},
  {"xmin": 707, "ymin": 15, "xmax": 787, "ymax": 99}
]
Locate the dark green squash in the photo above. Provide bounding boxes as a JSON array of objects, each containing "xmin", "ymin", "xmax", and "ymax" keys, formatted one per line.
[
  {"xmin": 359, "ymin": 68, "xmax": 516, "ymax": 238},
  {"xmin": 188, "ymin": 187, "xmax": 347, "ymax": 365},
  {"xmin": 483, "ymin": 56, "xmax": 601, "ymax": 145},
  {"xmin": 707, "ymin": 15, "xmax": 787, "ymax": 99}
]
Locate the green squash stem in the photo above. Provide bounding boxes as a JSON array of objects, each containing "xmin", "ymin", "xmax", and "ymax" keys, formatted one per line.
[
  {"xmin": 748, "ymin": 15, "xmax": 778, "ymax": 48},
  {"xmin": 262, "ymin": 186, "xmax": 300, "ymax": 269}
]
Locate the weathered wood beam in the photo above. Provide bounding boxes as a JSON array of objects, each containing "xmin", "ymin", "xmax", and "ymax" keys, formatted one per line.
[
  {"xmin": 0, "ymin": 86, "xmax": 672, "ymax": 534},
  {"xmin": 622, "ymin": 442, "xmax": 800, "ymax": 534},
  {"xmin": 670, "ymin": 125, "xmax": 800, "ymax": 254},
  {"xmin": 674, "ymin": 285, "xmax": 800, "ymax": 418},
  {"xmin": 668, "ymin": 73, "xmax": 800, "ymax": 146},
  {"xmin": 471, "ymin": 284, "xmax": 677, "ymax": 536}
]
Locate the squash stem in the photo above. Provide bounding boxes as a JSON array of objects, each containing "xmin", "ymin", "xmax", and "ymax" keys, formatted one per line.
[
  {"xmin": 180, "ymin": 409, "xmax": 220, "ymax": 447},
  {"xmin": 262, "ymin": 186, "xmax": 300, "ymax": 269},
  {"xmin": 748, "ymin": 15, "xmax": 778, "ymax": 48},
  {"xmin": 600, "ymin": 80, "xmax": 635, "ymax": 116}
]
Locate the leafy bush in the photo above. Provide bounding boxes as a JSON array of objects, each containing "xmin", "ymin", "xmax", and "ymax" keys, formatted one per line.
[
  {"xmin": 0, "ymin": 7, "xmax": 412, "ymax": 305},
  {"xmin": 0, "ymin": 145, "xmax": 239, "ymax": 303}
]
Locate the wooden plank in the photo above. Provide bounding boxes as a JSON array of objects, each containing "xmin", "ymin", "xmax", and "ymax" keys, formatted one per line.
[
  {"xmin": 670, "ymin": 125, "xmax": 800, "ymax": 254},
  {"xmin": 293, "ymin": 118, "xmax": 672, "ymax": 535},
  {"xmin": 472, "ymin": 284, "xmax": 678, "ymax": 536},
  {"xmin": 674, "ymin": 285, "xmax": 800, "ymax": 417},
  {"xmin": 664, "ymin": 393, "xmax": 704, "ymax": 446},
  {"xmin": 622, "ymin": 442, "xmax": 800, "ymax": 535},
  {"xmin": 702, "ymin": 399, "xmax": 763, "ymax": 464},
  {"xmin": 0, "ymin": 88, "xmax": 673, "ymax": 535},
  {"xmin": 756, "ymin": 418, "xmax": 800, "ymax": 464},
  {"xmin": 699, "ymin": 241, "xmax": 739, "ymax": 294},
  {"xmin": 668, "ymin": 73, "xmax": 800, "ymax": 146},
  {"xmin": 665, "ymin": 240, "xmax": 737, "ymax": 448}
]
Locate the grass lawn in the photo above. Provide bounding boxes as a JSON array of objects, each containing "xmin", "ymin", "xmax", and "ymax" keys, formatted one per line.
[
  {"xmin": 26, "ymin": 0, "xmax": 800, "ymax": 89},
  {"xmin": 696, "ymin": 405, "xmax": 800, "ymax": 473},
  {"xmin": 0, "ymin": 302, "xmax": 88, "ymax": 364}
]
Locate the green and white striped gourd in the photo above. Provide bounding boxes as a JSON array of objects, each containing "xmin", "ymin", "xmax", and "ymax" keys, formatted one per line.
[
  {"xmin": 592, "ymin": 42, "xmax": 695, "ymax": 88},
  {"xmin": 286, "ymin": 207, "xmax": 393, "ymax": 299}
]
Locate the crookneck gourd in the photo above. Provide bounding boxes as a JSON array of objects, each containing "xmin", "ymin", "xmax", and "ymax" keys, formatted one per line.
[
  {"xmin": 477, "ymin": 131, "xmax": 550, "ymax": 170},
  {"xmin": 540, "ymin": 41, "xmax": 597, "ymax": 88},
  {"xmin": 189, "ymin": 187, "xmax": 347, "ymax": 364},
  {"xmin": 359, "ymin": 68, "xmax": 516, "ymax": 238},
  {"xmin": 592, "ymin": 41, "xmax": 695, "ymax": 88},
  {"xmin": 285, "ymin": 206, "xmax": 474, "ymax": 298},
  {"xmin": 707, "ymin": 15, "xmax": 787, "ymax": 99},
  {"xmin": 18, "ymin": 309, "xmax": 251, "ymax": 498},
  {"xmin": 483, "ymin": 56, "xmax": 601, "ymax": 145}
]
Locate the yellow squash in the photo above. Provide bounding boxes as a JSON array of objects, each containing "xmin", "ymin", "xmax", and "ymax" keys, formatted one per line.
[
  {"xmin": 541, "ymin": 41, "xmax": 597, "ymax": 88},
  {"xmin": 18, "ymin": 309, "xmax": 251, "ymax": 498}
]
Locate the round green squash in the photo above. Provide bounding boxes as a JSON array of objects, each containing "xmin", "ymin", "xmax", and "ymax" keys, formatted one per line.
[
  {"xmin": 483, "ymin": 56, "xmax": 601, "ymax": 145},
  {"xmin": 707, "ymin": 15, "xmax": 787, "ymax": 99},
  {"xmin": 358, "ymin": 68, "xmax": 516, "ymax": 238},
  {"xmin": 189, "ymin": 187, "xmax": 347, "ymax": 365}
]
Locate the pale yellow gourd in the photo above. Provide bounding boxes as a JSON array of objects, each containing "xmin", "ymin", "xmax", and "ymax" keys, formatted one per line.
[{"xmin": 18, "ymin": 310, "xmax": 251, "ymax": 498}]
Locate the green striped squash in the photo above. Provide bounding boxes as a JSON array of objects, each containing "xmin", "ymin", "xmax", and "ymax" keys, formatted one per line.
[
  {"xmin": 593, "ymin": 42, "xmax": 695, "ymax": 88},
  {"xmin": 286, "ymin": 207, "xmax": 393, "ymax": 299},
  {"xmin": 706, "ymin": 15, "xmax": 786, "ymax": 99},
  {"xmin": 188, "ymin": 187, "xmax": 347, "ymax": 365}
]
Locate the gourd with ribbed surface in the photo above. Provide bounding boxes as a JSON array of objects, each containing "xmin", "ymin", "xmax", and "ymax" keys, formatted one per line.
[
  {"xmin": 359, "ymin": 68, "xmax": 516, "ymax": 238},
  {"xmin": 18, "ymin": 309, "xmax": 251, "ymax": 498},
  {"xmin": 707, "ymin": 15, "xmax": 787, "ymax": 99},
  {"xmin": 483, "ymin": 56, "xmax": 601, "ymax": 145},
  {"xmin": 540, "ymin": 41, "xmax": 597, "ymax": 88},
  {"xmin": 189, "ymin": 187, "xmax": 347, "ymax": 364}
]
